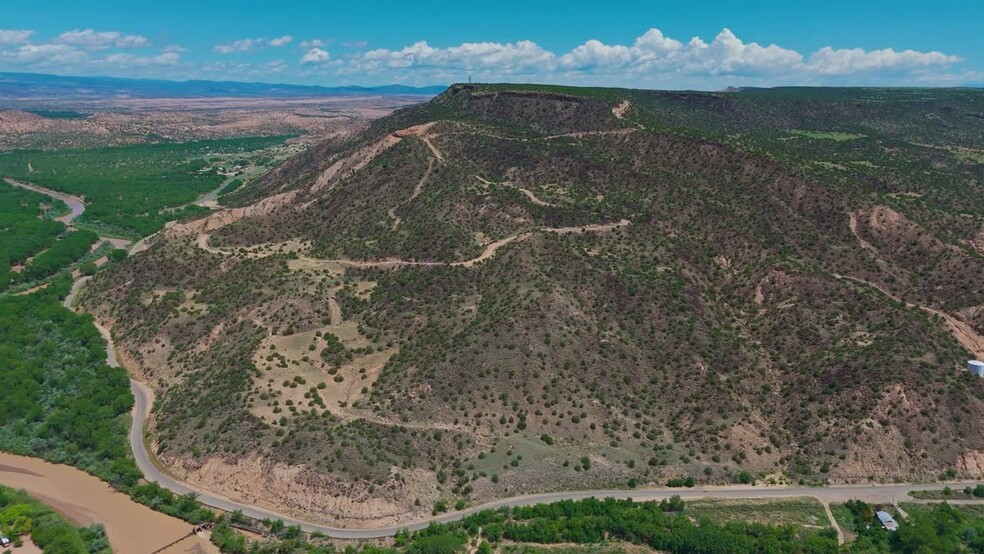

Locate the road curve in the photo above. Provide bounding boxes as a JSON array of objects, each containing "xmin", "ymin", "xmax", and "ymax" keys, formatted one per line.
[
  {"xmin": 129, "ymin": 376, "xmax": 984, "ymax": 539},
  {"xmin": 5, "ymin": 178, "xmax": 86, "ymax": 225},
  {"xmin": 44, "ymin": 181, "xmax": 984, "ymax": 540}
]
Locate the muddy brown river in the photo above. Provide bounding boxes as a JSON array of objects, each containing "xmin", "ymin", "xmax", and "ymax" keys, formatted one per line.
[{"xmin": 0, "ymin": 452, "xmax": 217, "ymax": 554}]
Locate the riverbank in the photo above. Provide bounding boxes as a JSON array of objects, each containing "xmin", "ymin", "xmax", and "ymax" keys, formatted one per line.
[{"xmin": 0, "ymin": 452, "xmax": 217, "ymax": 553}]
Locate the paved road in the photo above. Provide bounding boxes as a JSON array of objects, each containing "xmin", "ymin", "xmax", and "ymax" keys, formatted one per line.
[
  {"xmin": 44, "ymin": 180, "xmax": 984, "ymax": 540},
  {"xmin": 104, "ymin": 286, "xmax": 982, "ymax": 538},
  {"xmin": 129, "ymin": 377, "xmax": 984, "ymax": 539}
]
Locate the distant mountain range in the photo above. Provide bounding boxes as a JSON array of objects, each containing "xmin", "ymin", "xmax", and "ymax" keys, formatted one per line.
[{"xmin": 0, "ymin": 71, "xmax": 447, "ymax": 100}]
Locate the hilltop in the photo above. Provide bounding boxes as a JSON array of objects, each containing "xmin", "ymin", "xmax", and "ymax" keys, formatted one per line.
[{"xmin": 81, "ymin": 84, "xmax": 984, "ymax": 526}]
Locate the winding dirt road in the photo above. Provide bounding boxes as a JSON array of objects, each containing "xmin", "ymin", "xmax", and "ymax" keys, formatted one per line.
[{"xmin": 5, "ymin": 178, "xmax": 85, "ymax": 225}]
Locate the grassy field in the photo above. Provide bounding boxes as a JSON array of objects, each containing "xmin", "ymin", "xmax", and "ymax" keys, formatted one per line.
[
  {"xmin": 909, "ymin": 485, "xmax": 984, "ymax": 500},
  {"xmin": 684, "ymin": 497, "xmax": 831, "ymax": 528},
  {"xmin": 787, "ymin": 130, "xmax": 866, "ymax": 141}
]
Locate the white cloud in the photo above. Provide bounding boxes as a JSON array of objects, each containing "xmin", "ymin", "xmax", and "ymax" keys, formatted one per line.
[
  {"xmin": 301, "ymin": 48, "xmax": 330, "ymax": 64},
  {"xmin": 12, "ymin": 43, "xmax": 87, "ymax": 65},
  {"xmin": 0, "ymin": 30, "xmax": 34, "ymax": 45},
  {"xmin": 0, "ymin": 25, "xmax": 969, "ymax": 88},
  {"xmin": 806, "ymin": 47, "xmax": 961, "ymax": 75},
  {"xmin": 343, "ymin": 40, "xmax": 369, "ymax": 49},
  {"xmin": 348, "ymin": 28, "xmax": 964, "ymax": 86},
  {"xmin": 56, "ymin": 29, "xmax": 149, "ymax": 50},
  {"xmin": 215, "ymin": 36, "xmax": 293, "ymax": 53},
  {"xmin": 558, "ymin": 28, "xmax": 802, "ymax": 76},
  {"xmin": 359, "ymin": 40, "xmax": 555, "ymax": 75},
  {"xmin": 214, "ymin": 38, "xmax": 266, "ymax": 54},
  {"xmin": 101, "ymin": 51, "xmax": 181, "ymax": 67}
]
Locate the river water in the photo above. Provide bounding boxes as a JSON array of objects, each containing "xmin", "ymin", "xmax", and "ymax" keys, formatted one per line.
[{"xmin": 0, "ymin": 452, "xmax": 217, "ymax": 553}]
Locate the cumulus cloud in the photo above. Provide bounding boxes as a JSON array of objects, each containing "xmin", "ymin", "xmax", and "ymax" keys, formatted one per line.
[
  {"xmin": 806, "ymin": 47, "xmax": 961, "ymax": 75},
  {"xmin": 101, "ymin": 51, "xmax": 181, "ymax": 68},
  {"xmin": 359, "ymin": 40, "xmax": 555, "ymax": 75},
  {"xmin": 11, "ymin": 43, "xmax": 87, "ymax": 65},
  {"xmin": 348, "ymin": 28, "xmax": 963, "ymax": 85},
  {"xmin": 558, "ymin": 28, "xmax": 803, "ymax": 76},
  {"xmin": 214, "ymin": 38, "xmax": 266, "ymax": 54},
  {"xmin": 301, "ymin": 48, "xmax": 330, "ymax": 64},
  {"xmin": 0, "ymin": 29, "xmax": 34, "ymax": 45},
  {"xmin": 215, "ymin": 35, "xmax": 294, "ymax": 53},
  {"xmin": 0, "ymin": 25, "xmax": 969, "ymax": 88},
  {"xmin": 56, "ymin": 29, "xmax": 149, "ymax": 50}
]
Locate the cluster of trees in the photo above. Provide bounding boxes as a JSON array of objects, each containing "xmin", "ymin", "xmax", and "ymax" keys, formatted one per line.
[
  {"xmin": 0, "ymin": 181, "xmax": 67, "ymax": 290},
  {"xmin": 0, "ymin": 276, "xmax": 141, "ymax": 489},
  {"xmin": 841, "ymin": 499, "xmax": 984, "ymax": 553},
  {"xmin": 14, "ymin": 229, "xmax": 98, "ymax": 284},
  {"xmin": 129, "ymin": 482, "xmax": 215, "ymax": 524},
  {"xmin": 0, "ymin": 136, "xmax": 288, "ymax": 236},
  {"xmin": 0, "ymin": 485, "xmax": 110, "ymax": 554}
]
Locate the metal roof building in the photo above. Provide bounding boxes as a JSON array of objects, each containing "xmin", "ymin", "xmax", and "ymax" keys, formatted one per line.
[{"xmin": 876, "ymin": 511, "xmax": 899, "ymax": 531}]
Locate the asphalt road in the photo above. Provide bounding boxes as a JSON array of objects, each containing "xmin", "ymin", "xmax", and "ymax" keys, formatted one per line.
[
  {"xmin": 42, "ymin": 180, "xmax": 984, "ymax": 540},
  {"xmin": 128, "ymin": 377, "xmax": 984, "ymax": 539}
]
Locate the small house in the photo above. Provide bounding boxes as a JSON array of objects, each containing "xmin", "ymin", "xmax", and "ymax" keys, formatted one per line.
[
  {"xmin": 876, "ymin": 510, "xmax": 899, "ymax": 531},
  {"xmin": 0, "ymin": 535, "xmax": 10, "ymax": 547}
]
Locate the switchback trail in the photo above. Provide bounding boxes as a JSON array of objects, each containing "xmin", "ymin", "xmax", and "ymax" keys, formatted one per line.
[
  {"xmin": 18, "ymin": 143, "xmax": 984, "ymax": 542},
  {"xmin": 196, "ymin": 219, "xmax": 631, "ymax": 269}
]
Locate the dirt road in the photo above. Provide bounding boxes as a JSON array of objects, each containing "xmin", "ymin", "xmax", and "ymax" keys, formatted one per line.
[{"xmin": 5, "ymin": 178, "xmax": 85, "ymax": 225}]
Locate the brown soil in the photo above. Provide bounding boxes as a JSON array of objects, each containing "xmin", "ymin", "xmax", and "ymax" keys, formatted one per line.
[{"xmin": 612, "ymin": 100, "xmax": 631, "ymax": 119}]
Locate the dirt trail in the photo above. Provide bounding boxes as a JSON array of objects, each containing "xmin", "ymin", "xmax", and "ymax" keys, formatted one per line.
[
  {"xmin": 328, "ymin": 296, "xmax": 342, "ymax": 326},
  {"xmin": 843, "ymin": 211, "xmax": 984, "ymax": 359},
  {"xmin": 419, "ymin": 136, "xmax": 445, "ymax": 162},
  {"xmin": 544, "ymin": 219, "xmax": 631, "ymax": 234},
  {"xmin": 821, "ymin": 500, "xmax": 845, "ymax": 545},
  {"xmin": 390, "ymin": 157, "xmax": 436, "ymax": 230},
  {"xmin": 199, "ymin": 218, "xmax": 629, "ymax": 270},
  {"xmin": 544, "ymin": 128, "xmax": 638, "ymax": 140},
  {"xmin": 0, "ymin": 453, "xmax": 217, "ymax": 554},
  {"xmin": 612, "ymin": 99, "xmax": 631, "ymax": 119},
  {"xmin": 833, "ymin": 273, "xmax": 984, "ymax": 359},
  {"xmin": 311, "ymin": 134, "xmax": 402, "ymax": 193},
  {"xmin": 410, "ymin": 158, "xmax": 436, "ymax": 202},
  {"xmin": 474, "ymin": 175, "xmax": 557, "ymax": 207},
  {"xmin": 848, "ymin": 212, "xmax": 894, "ymax": 273}
]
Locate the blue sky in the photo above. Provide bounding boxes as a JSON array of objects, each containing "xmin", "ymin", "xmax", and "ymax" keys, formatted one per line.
[{"xmin": 1, "ymin": 0, "xmax": 981, "ymax": 88}]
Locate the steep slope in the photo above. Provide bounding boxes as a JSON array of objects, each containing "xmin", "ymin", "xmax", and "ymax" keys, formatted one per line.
[{"xmin": 81, "ymin": 84, "xmax": 984, "ymax": 527}]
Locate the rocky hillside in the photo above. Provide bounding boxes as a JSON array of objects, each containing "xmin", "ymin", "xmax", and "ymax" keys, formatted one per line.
[{"xmin": 81, "ymin": 84, "xmax": 984, "ymax": 526}]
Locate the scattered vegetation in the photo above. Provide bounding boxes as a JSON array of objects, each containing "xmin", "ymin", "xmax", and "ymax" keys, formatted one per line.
[{"xmin": 0, "ymin": 485, "xmax": 110, "ymax": 553}]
